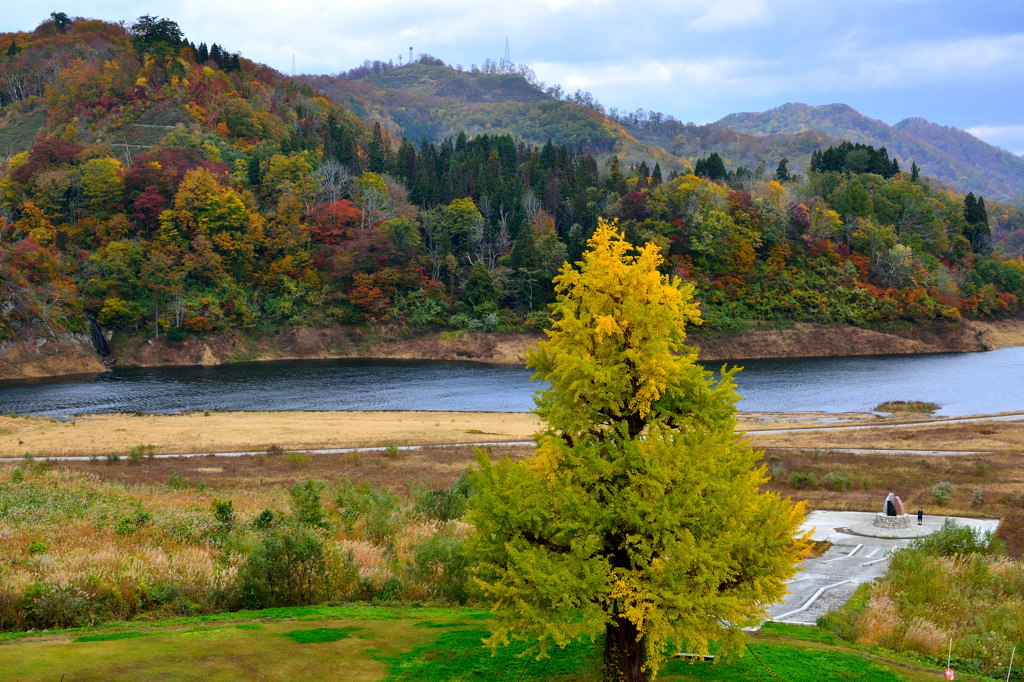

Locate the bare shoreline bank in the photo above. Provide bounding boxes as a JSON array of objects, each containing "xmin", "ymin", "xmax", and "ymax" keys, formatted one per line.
[{"xmin": 3, "ymin": 317, "xmax": 1024, "ymax": 381}]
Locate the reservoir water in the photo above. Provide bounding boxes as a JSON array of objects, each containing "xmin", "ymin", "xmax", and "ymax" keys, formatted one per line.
[{"xmin": 1, "ymin": 347, "xmax": 1023, "ymax": 418}]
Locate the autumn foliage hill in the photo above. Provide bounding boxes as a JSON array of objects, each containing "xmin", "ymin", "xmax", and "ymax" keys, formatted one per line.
[{"xmin": 2, "ymin": 14, "xmax": 1024, "ymax": 361}]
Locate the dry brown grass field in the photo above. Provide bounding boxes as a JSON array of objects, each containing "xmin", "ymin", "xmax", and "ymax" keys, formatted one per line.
[
  {"xmin": 0, "ymin": 411, "xmax": 542, "ymax": 458},
  {"xmin": 31, "ymin": 443, "xmax": 531, "ymax": 492},
  {"xmin": 3, "ymin": 410, "xmax": 1021, "ymax": 555},
  {"xmin": 0, "ymin": 409, "xmax": 920, "ymax": 458}
]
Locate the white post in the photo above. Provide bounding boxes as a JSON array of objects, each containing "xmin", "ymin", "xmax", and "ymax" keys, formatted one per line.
[
  {"xmin": 1007, "ymin": 644, "xmax": 1016, "ymax": 682},
  {"xmin": 948, "ymin": 638, "xmax": 953, "ymax": 669}
]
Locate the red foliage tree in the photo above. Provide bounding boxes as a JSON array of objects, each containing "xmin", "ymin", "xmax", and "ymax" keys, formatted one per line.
[{"xmin": 305, "ymin": 200, "xmax": 361, "ymax": 244}]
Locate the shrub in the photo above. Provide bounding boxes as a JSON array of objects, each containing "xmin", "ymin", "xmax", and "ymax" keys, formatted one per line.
[
  {"xmin": 127, "ymin": 443, "xmax": 155, "ymax": 463},
  {"xmin": 237, "ymin": 526, "xmax": 328, "ymax": 608},
  {"xmin": 415, "ymin": 470, "xmax": 473, "ymax": 521},
  {"xmin": 354, "ymin": 576, "xmax": 406, "ymax": 603},
  {"xmin": 789, "ymin": 471, "xmax": 816, "ymax": 489},
  {"xmin": 931, "ymin": 481, "xmax": 953, "ymax": 505},
  {"xmin": 115, "ymin": 511, "xmax": 152, "ymax": 536},
  {"xmin": 25, "ymin": 583, "xmax": 92, "ymax": 629},
  {"xmin": 822, "ymin": 471, "xmax": 853, "ymax": 492},
  {"xmin": 252, "ymin": 508, "xmax": 276, "ymax": 530},
  {"xmin": 288, "ymin": 480, "xmax": 326, "ymax": 528},
  {"xmin": 212, "ymin": 499, "xmax": 234, "ymax": 528},
  {"xmin": 284, "ymin": 451, "xmax": 311, "ymax": 468},
  {"xmin": 335, "ymin": 477, "xmax": 403, "ymax": 543},
  {"xmin": 10, "ymin": 469, "xmax": 23, "ymax": 483},
  {"xmin": 971, "ymin": 487, "xmax": 984, "ymax": 506},
  {"xmin": 27, "ymin": 541, "xmax": 47, "ymax": 556},
  {"xmin": 909, "ymin": 519, "xmax": 1003, "ymax": 557},
  {"xmin": 385, "ymin": 443, "xmax": 401, "ymax": 459},
  {"xmin": 167, "ymin": 472, "xmax": 188, "ymax": 489},
  {"xmin": 406, "ymin": 529, "xmax": 470, "ymax": 603}
]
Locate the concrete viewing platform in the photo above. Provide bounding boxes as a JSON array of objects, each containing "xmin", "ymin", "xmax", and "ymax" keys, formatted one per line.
[
  {"xmin": 845, "ymin": 513, "xmax": 934, "ymax": 539},
  {"xmin": 762, "ymin": 510, "xmax": 1000, "ymax": 626}
]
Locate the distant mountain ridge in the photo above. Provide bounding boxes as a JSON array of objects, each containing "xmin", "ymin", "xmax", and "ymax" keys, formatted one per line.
[
  {"xmin": 716, "ymin": 103, "xmax": 1024, "ymax": 201},
  {"xmin": 302, "ymin": 64, "xmax": 686, "ymax": 170},
  {"xmin": 310, "ymin": 64, "xmax": 1024, "ymax": 203}
]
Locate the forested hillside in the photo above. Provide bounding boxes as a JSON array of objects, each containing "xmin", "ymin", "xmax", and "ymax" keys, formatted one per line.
[
  {"xmin": 302, "ymin": 64, "xmax": 680, "ymax": 169},
  {"xmin": 2, "ymin": 14, "xmax": 1024, "ymax": 357}
]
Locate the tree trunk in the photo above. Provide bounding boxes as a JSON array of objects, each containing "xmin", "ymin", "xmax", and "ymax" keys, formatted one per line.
[{"xmin": 603, "ymin": 614, "xmax": 646, "ymax": 681}]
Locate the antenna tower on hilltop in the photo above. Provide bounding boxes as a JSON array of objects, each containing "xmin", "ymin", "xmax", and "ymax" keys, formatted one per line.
[
  {"xmin": 291, "ymin": 54, "xmax": 295, "ymax": 77},
  {"xmin": 502, "ymin": 37, "xmax": 511, "ymax": 71},
  {"xmin": 409, "ymin": 46, "xmax": 413, "ymax": 64}
]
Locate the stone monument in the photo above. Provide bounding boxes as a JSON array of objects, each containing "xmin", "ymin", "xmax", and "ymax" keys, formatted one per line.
[{"xmin": 874, "ymin": 491, "xmax": 912, "ymax": 529}]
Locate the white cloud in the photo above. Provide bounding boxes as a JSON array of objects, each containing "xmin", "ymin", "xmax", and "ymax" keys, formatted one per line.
[
  {"xmin": 686, "ymin": 0, "xmax": 773, "ymax": 31},
  {"xmin": 966, "ymin": 124, "xmax": 1024, "ymax": 156},
  {"xmin": 534, "ymin": 56, "xmax": 764, "ymax": 91},
  {"xmin": 832, "ymin": 33, "xmax": 1024, "ymax": 88}
]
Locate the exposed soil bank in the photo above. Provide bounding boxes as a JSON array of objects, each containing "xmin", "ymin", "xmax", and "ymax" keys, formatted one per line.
[
  {"xmin": 2, "ymin": 318, "xmax": 1023, "ymax": 381},
  {"xmin": 691, "ymin": 319, "xmax": 1017, "ymax": 362},
  {"xmin": 0, "ymin": 335, "xmax": 106, "ymax": 381}
]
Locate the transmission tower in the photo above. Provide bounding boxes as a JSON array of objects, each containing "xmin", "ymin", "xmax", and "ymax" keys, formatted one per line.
[
  {"xmin": 502, "ymin": 37, "xmax": 511, "ymax": 71},
  {"xmin": 409, "ymin": 46, "xmax": 413, "ymax": 64},
  {"xmin": 291, "ymin": 54, "xmax": 295, "ymax": 77}
]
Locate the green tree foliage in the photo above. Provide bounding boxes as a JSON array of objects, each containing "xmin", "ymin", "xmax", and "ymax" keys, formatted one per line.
[
  {"xmin": 49, "ymin": 12, "xmax": 73, "ymax": 33},
  {"xmin": 774, "ymin": 158, "xmax": 791, "ymax": 182},
  {"xmin": 693, "ymin": 152, "xmax": 727, "ymax": 181},
  {"xmin": 810, "ymin": 141, "xmax": 898, "ymax": 178},
  {"xmin": 468, "ymin": 220, "xmax": 809, "ymax": 681},
  {"xmin": 963, "ymin": 192, "xmax": 991, "ymax": 254},
  {"xmin": 80, "ymin": 157, "xmax": 124, "ymax": 217},
  {"xmin": 129, "ymin": 15, "xmax": 184, "ymax": 57}
]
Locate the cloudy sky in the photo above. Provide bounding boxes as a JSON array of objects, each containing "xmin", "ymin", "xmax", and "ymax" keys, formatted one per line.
[{"xmin": 4, "ymin": 1, "xmax": 1024, "ymax": 155}]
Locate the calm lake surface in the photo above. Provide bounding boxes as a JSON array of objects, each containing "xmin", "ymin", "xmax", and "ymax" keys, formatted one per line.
[{"xmin": 1, "ymin": 347, "xmax": 1023, "ymax": 418}]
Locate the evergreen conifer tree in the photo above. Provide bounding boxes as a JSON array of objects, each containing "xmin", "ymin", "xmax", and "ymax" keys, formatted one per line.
[{"xmin": 468, "ymin": 220, "xmax": 809, "ymax": 681}]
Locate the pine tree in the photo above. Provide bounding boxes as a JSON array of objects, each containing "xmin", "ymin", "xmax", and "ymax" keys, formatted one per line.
[
  {"xmin": 606, "ymin": 156, "xmax": 625, "ymax": 194},
  {"xmin": 774, "ymin": 158, "xmax": 791, "ymax": 183},
  {"xmin": 651, "ymin": 163, "xmax": 663, "ymax": 186},
  {"xmin": 468, "ymin": 220, "xmax": 809, "ymax": 681},
  {"xmin": 964, "ymin": 193, "xmax": 991, "ymax": 254},
  {"xmin": 910, "ymin": 161, "xmax": 920, "ymax": 182},
  {"xmin": 367, "ymin": 122, "xmax": 387, "ymax": 173},
  {"xmin": 694, "ymin": 152, "xmax": 727, "ymax": 181}
]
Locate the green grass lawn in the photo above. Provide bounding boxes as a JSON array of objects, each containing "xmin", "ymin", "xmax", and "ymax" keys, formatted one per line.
[{"xmin": 0, "ymin": 608, "xmax": 978, "ymax": 681}]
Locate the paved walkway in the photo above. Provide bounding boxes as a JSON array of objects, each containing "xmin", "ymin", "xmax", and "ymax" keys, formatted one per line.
[
  {"xmin": 746, "ymin": 411, "xmax": 1024, "ymax": 436},
  {"xmin": 765, "ymin": 510, "xmax": 1000, "ymax": 626}
]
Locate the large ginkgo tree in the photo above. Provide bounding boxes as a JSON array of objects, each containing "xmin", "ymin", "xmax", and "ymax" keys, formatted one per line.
[{"xmin": 467, "ymin": 218, "xmax": 809, "ymax": 681}]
